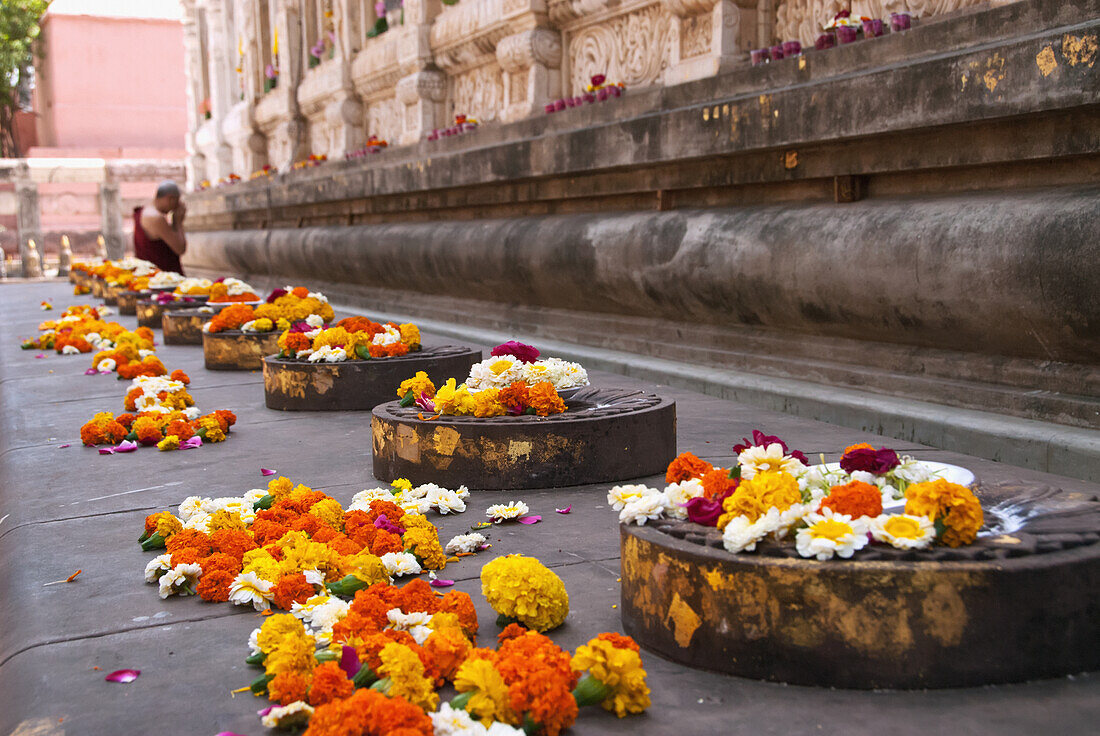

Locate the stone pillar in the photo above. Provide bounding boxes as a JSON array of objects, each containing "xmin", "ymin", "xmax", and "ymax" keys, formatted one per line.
[
  {"xmin": 277, "ymin": 0, "xmax": 310, "ymax": 165},
  {"xmin": 497, "ymin": 28, "xmax": 562, "ymax": 123},
  {"xmin": 58, "ymin": 234, "xmax": 72, "ymax": 277},
  {"xmin": 182, "ymin": 0, "xmax": 209, "ymax": 187},
  {"xmin": 205, "ymin": 0, "xmax": 238, "ymax": 178},
  {"xmin": 15, "ymin": 176, "xmax": 43, "ymax": 278},
  {"xmin": 395, "ymin": 0, "xmax": 446, "ymax": 145},
  {"xmin": 98, "ymin": 181, "xmax": 126, "ymax": 260},
  {"xmin": 664, "ymin": 0, "xmax": 753, "ymax": 86}
]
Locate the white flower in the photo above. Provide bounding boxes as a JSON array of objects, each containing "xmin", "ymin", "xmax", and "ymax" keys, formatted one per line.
[
  {"xmin": 348, "ymin": 487, "xmax": 395, "ymax": 510},
  {"xmin": 485, "ymin": 723, "xmax": 527, "ymax": 736},
  {"xmin": 772, "ymin": 502, "xmax": 814, "ymax": 539},
  {"xmin": 61, "ymin": 344, "xmax": 80, "ymax": 355},
  {"xmin": 445, "ymin": 532, "xmax": 486, "ymax": 554},
  {"xmin": 380, "ymin": 552, "xmax": 422, "ymax": 577},
  {"xmin": 148, "ymin": 271, "xmax": 184, "ymax": 288},
  {"xmin": 144, "ymin": 553, "xmax": 173, "ymax": 583},
  {"xmin": 261, "ymin": 701, "xmax": 314, "ymax": 729},
  {"xmin": 305, "ymin": 345, "xmax": 346, "ymax": 362},
  {"xmin": 428, "ymin": 488, "xmax": 467, "ymax": 514},
  {"xmin": 240, "ymin": 319, "xmax": 258, "ymax": 332},
  {"xmin": 295, "ymin": 349, "xmax": 312, "ymax": 359},
  {"xmin": 96, "ymin": 358, "xmax": 117, "ymax": 372},
  {"xmin": 242, "ymin": 487, "xmax": 268, "ymax": 505},
  {"xmin": 247, "ymin": 627, "xmax": 261, "ymax": 656},
  {"xmin": 893, "ymin": 457, "xmax": 932, "ymax": 484},
  {"xmin": 619, "ymin": 493, "xmax": 668, "ymax": 525},
  {"xmin": 606, "ymin": 484, "xmax": 660, "ymax": 511},
  {"xmin": 738, "ymin": 443, "xmax": 804, "ymax": 480},
  {"xmin": 722, "ymin": 508, "xmax": 784, "ymax": 553},
  {"xmin": 393, "ymin": 494, "xmax": 432, "ymax": 515},
  {"xmin": 869, "ymin": 514, "xmax": 935, "ymax": 550},
  {"xmin": 305, "ymin": 314, "xmax": 324, "ymax": 328},
  {"xmin": 293, "ymin": 595, "xmax": 349, "ymax": 633},
  {"xmin": 466, "ymin": 355, "xmax": 525, "ymax": 390},
  {"xmin": 304, "ymin": 328, "xmax": 322, "ymax": 340},
  {"xmin": 795, "ymin": 509, "xmax": 870, "ymax": 560},
  {"xmin": 228, "ymin": 571, "xmax": 275, "ymax": 611},
  {"xmin": 182, "ymin": 513, "xmax": 211, "ymax": 533},
  {"xmin": 222, "ymin": 277, "xmax": 254, "ymax": 296},
  {"xmin": 386, "ymin": 608, "xmax": 434, "ymax": 643},
  {"xmin": 306, "ymin": 291, "xmax": 328, "ymax": 303},
  {"xmin": 182, "ymin": 406, "xmax": 201, "ymax": 421},
  {"xmin": 158, "ymin": 562, "xmax": 202, "ymax": 599},
  {"xmin": 521, "ymin": 357, "xmax": 589, "ymax": 390},
  {"xmin": 662, "ymin": 478, "xmax": 705, "ymax": 519},
  {"xmin": 177, "ymin": 496, "xmax": 208, "ymax": 521},
  {"xmin": 371, "ymin": 325, "xmax": 402, "ymax": 346},
  {"xmin": 430, "ymin": 703, "xmax": 482, "ymax": 736},
  {"xmin": 850, "ymin": 470, "xmax": 880, "ymax": 486},
  {"xmin": 138, "ymin": 349, "xmax": 156, "ymax": 359},
  {"xmin": 453, "ymin": 485, "xmax": 470, "ymax": 499},
  {"xmin": 302, "ymin": 569, "xmax": 325, "ymax": 586},
  {"xmin": 404, "ymin": 483, "xmax": 433, "ymax": 499},
  {"xmin": 175, "ymin": 277, "xmax": 211, "ymax": 293},
  {"xmin": 486, "ymin": 500, "xmax": 529, "ymax": 521}
]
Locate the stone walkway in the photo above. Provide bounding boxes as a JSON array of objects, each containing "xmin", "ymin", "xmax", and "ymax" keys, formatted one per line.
[{"xmin": 1, "ymin": 280, "xmax": 1097, "ymax": 736}]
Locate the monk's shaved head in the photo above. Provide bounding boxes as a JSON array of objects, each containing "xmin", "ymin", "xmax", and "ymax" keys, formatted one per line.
[{"xmin": 156, "ymin": 180, "xmax": 181, "ymax": 199}]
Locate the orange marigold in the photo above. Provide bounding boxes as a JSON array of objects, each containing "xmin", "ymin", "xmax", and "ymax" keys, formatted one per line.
[
  {"xmin": 423, "ymin": 627, "xmax": 472, "ymax": 684},
  {"xmin": 210, "ymin": 528, "xmax": 258, "ymax": 560},
  {"xmin": 165, "ymin": 529, "xmax": 214, "ymax": 557},
  {"xmin": 526, "ymin": 381, "xmax": 566, "ymax": 416},
  {"xmin": 196, "ymin": 570, "xmax": 234, "ymax": 602},
  {"xmin": 170, "ymin": 369, "xmax": 191, "ymax": 384},
  {"xmin": 271, "ymin": 573, "xmax": 316, "ymax": 610},
  {"xmin": 595, "ymin": 631, "xmax": 641, "ymax": 652},
  {"xmin": 821, "ymin": 480, "xmax": 883, "ymax": 519},
  {"xmin": 665, "ymin": 452, "xmax": 714, "ymax": 484},
  {"xmin": 307, "ymin": 661, "xmax": 355, "ymax": 706},
  {"xmin": 164, "ymin": 420, "xmax": 194, "ymax": 442},
  {"xmin": 268, "ymin": 671, "xmax": 311, "ymax": 707},
  {"xmin": 701, "ymin": 467, "xmax": 738, "ymax": 500},
  {"xmin": 436, "ymin": 591, "xmax": 479, "ymax": 640}
]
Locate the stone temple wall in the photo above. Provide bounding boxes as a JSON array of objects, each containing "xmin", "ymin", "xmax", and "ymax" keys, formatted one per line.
[{"xmin": 182, "ymin": 0, "xmax": 1008, "ymax": 182}]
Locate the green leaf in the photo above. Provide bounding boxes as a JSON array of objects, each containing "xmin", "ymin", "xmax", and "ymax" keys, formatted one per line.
[
  {"xmin": 355, "ymin": 345, "xmax": 372, "ymax": 360},
  {"xmin": 140, "ymin": 532, "xmax": 166, "ymax": 551},
  {"xmin": 399, "ymin": 390, "xmax": 415, "ymax": 407}
]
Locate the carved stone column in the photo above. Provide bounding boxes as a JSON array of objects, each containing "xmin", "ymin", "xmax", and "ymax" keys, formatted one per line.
[
  {"xmin": 497, "ymin": 27, "xmax": 562, "ymax": 122},
  {"xmin": 276, "ymin": 0, "xmax": 310, "ymax": 165},
  {"xmin": 15, "ymin": 173, "xmax": 43, "ymax": 278},
  {"xmin": 663, "ymin": 0, "xmax": 754, "ymax": 86},
  {"xmin": 181, "ymin": 1, "xmax": 208, "ymax": 186},
  {"xmin": 225, "ymin": 0, "xmax": 267, "ymax": 174},
  {"xmin": 98, "ymin": 181, "xmax": 126, "ymax": 261},
  {"xmin": 395, "ymin": 0, "xmax": 447, "ymax": 145},
  {"xmin": 205, "ymin": 0, "xmax": 237, "ymax": 178}
]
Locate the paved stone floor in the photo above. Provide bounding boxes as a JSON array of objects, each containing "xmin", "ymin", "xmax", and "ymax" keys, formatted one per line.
[{"xmin": 1, "ymin": 280, "xmax": 1098, "ymax": 736}]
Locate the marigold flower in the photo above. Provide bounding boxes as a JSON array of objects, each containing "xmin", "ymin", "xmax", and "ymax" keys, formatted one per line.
[
  {"xmin": 821, "ymin": 480, "xmax": 883, "ymax": 519},
  {"xmin": 717, "ymin": 471, "xmax": 801, "ymax": 529},
  {"xmin": 303, "ymin": 688, "xmax": 433, "ymax": 736},
  {"xmin": 481, "ymin": 555, "xmax": 569, "ymax": 632},
  {"xmin": 377, "ymin": 642, "xmax": 439, "ymax": 711},
  {"xmin": 454, "ymin": 657, "xmax": 514, "ymax": 726},
  {"xmin": 571, "ymin": 637, "xmax": 651, "ymax": 717},
  {"xmin": 665, "ymin": 452, "xmax": 714, "ymax": 484},
  {"xmin": 268, "ymin": 671, "xmax": 311, "ymax": 706},
  {"xmin": 526, "ymin": 381, "xmax": 566, "ymax": 416},
  {"xmin": 398, "ymin": 371, "xmax": 436, "ymax": 400},
  {"xmin": 422, "ymin": 626, "xmax": 472, "ymax": 683},
  {"xmin": 402, "ymin": 527, "xmax": 448, "ymax": 570},
  {"xmin": 701, "ymin": 467, "xmax": 738, "ymax": 500},
  {"xmin": 157, "ymin": 434, "xmax": 181, "ymax": 451},
  {"xmin": 197, "ymin": 570, "xmax": 235, "ymax": 602},
  {"xmin": 904, "ymin": 479, "xmax": 983, "ymax": 547},
  {"xmin": 306, "ymin": 661, "xmax": 354, "ymax": 706}
]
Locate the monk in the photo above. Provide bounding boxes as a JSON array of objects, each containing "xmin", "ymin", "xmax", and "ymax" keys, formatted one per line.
[{"xmin": 133, "ymin": 181, "xmax": 187, "ymax": 273}]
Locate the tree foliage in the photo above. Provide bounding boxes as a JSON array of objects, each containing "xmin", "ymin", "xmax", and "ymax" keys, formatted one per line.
[{"xmin": 0, "ymin": 0, "xmax": 49, "ymax": 156}]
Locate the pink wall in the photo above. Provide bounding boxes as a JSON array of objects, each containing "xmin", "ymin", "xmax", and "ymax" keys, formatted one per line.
[{"xmin": 34, "ymin": 14, "xmax": 187, "ymax": 150}]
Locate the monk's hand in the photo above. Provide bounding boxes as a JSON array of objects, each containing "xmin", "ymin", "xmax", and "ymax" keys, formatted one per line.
[{"xmin": 173, "ymin": 202, "xmax": 187, "ymax": 226}]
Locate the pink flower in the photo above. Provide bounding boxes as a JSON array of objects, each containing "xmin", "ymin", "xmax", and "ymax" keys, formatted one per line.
[
  {"xmin": 839, "ymin": 447, "xmax": 900, "ymax": 475},
  {"xmin": 374, "ymin": 514, "xmax": 405, "ymax": 535},
  {"xmin": 266, "ymin": 288, "xmax": 288, "ymax": 303},
  {"xmin": 590, "ymin": 74, "xmax": 607, "ymax": 87},
  {"xmin": 414, "ymin": 392, "xmax": 435, "ymax": 412},
  {"xmin": 684, "ymin": 496, "xmax": 724, "ymax": 526},
  {"xmin": 491, "ymin": 340, "xmax": 540, "ymax": 364},
  {"xmin": 733, "ymin": 430, "xmax": 808, "ymax": 465}
]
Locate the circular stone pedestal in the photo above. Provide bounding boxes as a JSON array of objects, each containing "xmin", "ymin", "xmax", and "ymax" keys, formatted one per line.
[
  {"xmin": 264, "ymin": 346, "xmax": 481, "ymax": 411},
  {"xmin": 91, "ymin": 277, "xmax": 106, "ymax": 299},
  {"xmin": 620, "ymin": 482, "xmax": 1100, "ymax": 689},
  {"xmin": 104, "ymin": 284, "xmax": 125, "ymax": 306},
  {"xmin": 162, "ymin": 308, "xmax": 215, "ymax": 344},
  {"xmin": 117, "ymin": 290, "xmax": 147, "ymax": 315},
  {"xmin": 372, "ymin": 387, "xmax": 676, "ymax": 489},
  {"xmin": 203, "ymin": 330, "xmax": 282, "ymax": 370}
]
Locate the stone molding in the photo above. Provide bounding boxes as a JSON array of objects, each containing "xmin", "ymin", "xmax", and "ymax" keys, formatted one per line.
[{"xmin": 184, "ymin": 0, "xmax": 1002, "ymax": 184}]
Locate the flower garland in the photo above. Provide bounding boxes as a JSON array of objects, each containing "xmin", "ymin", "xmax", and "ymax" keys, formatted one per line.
[
  {"xmin": 207, "ymin": 277, "xmax": 261, "ymax": 303},
  {"xmin": 21, "ymin": 305, "xmax": 125, "ymax": 353},
  {"xmin": 205, "ymin": 287, "xmax": 336, "ymax": 333},
  {"xmin": 398, "ymin": 375, "xmax": 568, "ymax": 418},
  {"xmin": 276, "ymin": 316, "xmax": 422, "ymax": 362},
  {"xmin": 609, "ymin": 430, "xmax": 984, "ymax": 557}
]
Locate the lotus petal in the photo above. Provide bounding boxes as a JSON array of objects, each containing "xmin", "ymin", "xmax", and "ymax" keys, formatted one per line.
[
  {"xmin": 104, "ymin": 668, "xmax": 140, "ymax": 683},
  {"xmin": 58, "ymin": 444, "xmax": 70, "ymax": 449},
  {"xmin": 555, "ymin": 506, "xmax": 572, "ymax": 514},
  {"xmin": 115, "ymin": 440, "xmax": 139, "ymax": 453},
  {"xmin": 84, "ymin": 368, "xmax": 98, "ymax": 375},
  {"xmin": 518, "ymin": 516, "xmax": 542, "ymax": 525},
  {"xmin": 338, "ymin": 645, "xmax": 360, "ymax": 680},
  {"xmin": 98, "ymin": 447, "xmax": 115, "ymax": 455},
  {"xmin": 180, "ymin": 436, "xmax": 203, "ymax": 450},
  {"xmin": 261, "ymin": 468, "xmax": 276, "ymax": 476},
  {"xmin": 429, "ymin": 578, "xmax": 455, "ymax": 588}
]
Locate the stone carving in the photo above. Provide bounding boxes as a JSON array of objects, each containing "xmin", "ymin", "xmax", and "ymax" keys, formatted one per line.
[
  {"xmin": 681, "ymin": 13, "xmax": 713, "ymax": 58},
  {"xmin": 432, "ymin": 0, "xmax": 510, "ymax": 74},
  {"xmin": 569, "ymin": 4, "xmax": 675, "ymax": 94},
  {"xmin": 367, "ymin": 96, "xmax": 404, "ymax": 143},
  {"xmin": 775, "ymin": 0, "xmax": 993, "ymax": 46},
  {"xmin": 497, "ymin": 28, "xmax": 563, "ymax": 72},
  {"xmin": 452, "ymin": 64, "xmax": 505, "ymax": 121}
]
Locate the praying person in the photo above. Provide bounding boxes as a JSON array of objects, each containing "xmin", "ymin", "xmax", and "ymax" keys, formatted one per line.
[{"xmin": 134, "ymin": 181, "xmax": 187, "ymax": 273}]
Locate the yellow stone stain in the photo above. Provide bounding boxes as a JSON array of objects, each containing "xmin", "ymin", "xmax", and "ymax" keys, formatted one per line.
[
  {"xmin": 1036, "ymin": 45, "xmax": 1058, "ymax": 77},
  {"xmin": 432, "ymin": 426, "xmax": 462, "ymax": 457},
  {"xmin": 960, "ymin": 72, "xmax": 969, "ymax": 91},
  {"xmin": 993, "ymin": 534, "xmax": 1021, "ymax": 545},
  {"xmin": 702, "ymin": 107, "xmax": 710, "ymax": 121},
  {"xmin": 396, "ymin": 424, "xmax": 420, "ymax": 462},
  {"xmin": 982, "ymin": 53, "xmax": 1006, "ymax": 92},
  {"xmin": 507, "ymin": 439, "xmax": 533, "ymax": 462},
  {"xmin": 311, "ymin": 367, "xmax": 335, "ymax": 395},
  {"xmin": 1062, "ymin": 34, "xmax": 1098, "ymax": 67},
  {"xmin": 784, "ymin": 150, "xmax": 799, "ymax": 169},
  {"xmin": 798, "ymin": 56, "xmax": 806, "ymax": 71},
  {"xmin": 667, "ymin": 592, "xmax": 701, "ymax": 648}
]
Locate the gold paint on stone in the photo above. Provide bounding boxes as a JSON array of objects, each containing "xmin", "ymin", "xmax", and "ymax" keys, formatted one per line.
[
  {"xmin": 1036, "ymin": 46, "xmax": 1058, "ymax": 77},
  {"xmin": 432, "ymin": 426, "xmax": 462, "ymax": 457},
  {"xmin": 667, "ymin": 592, "xmax": 701, "ymax": 648},
  {"xmin": 702, "ymin": 107, "xmax": 710, "ymax": 121},
  {"xmin": 1062, "ymin": 34, "xmax": 1098, "ymax": 67},
  {"xmin": 784, "ymin": 150, "xmax": 799, "ymax": 169},
  {"xmin": 396, "ymin": 424, "xmax": 420, "ymax": 462},
  {"xmin": 993, "ymin": 534, "xmax": 1021, "ymax": 545},
  {"xmin": 507, "ymin": 440, "xmax": 533, "ymax": 462}
]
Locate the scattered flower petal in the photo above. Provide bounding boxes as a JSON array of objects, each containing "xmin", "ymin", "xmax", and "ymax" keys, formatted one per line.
[
  {"xmin": 257, "ymin": 706, "xmax": 275, "ymax": 717},
  {"xmin": 58, "ymin": 444, "xmax": 70, "ymax": 449},
  {"xmin": 261, "ymin": 468, "xmax": 276, "ymax": 476},
  {"xmin": 429, "ymin": 578, "xmax": 455, "ymax": 588},
  {"xmin": 35, "ymin": 353, "xmax": 45, "ymax": 359},
  {"xmin": 179, "ymin": 436, "xmax": 203, "ymax": 450},
  {"xmin": 338, "ymin": 645, "xmax": 360, "ymax": 680},
  {"xmin": 84, "ymin": 368, "xmax": 98, "ymax": 375},
  {"xmin": 518, "ymin": 515, "xmax": 542, "ymax": 524},
  {"xmin": 115, "ymin": 440, "xmax": 139, "ymax": 453},
  {"xmin": 555, "ymin": 505, "xmax": 572, "ymax": 514},
  {"xmin": 104, "ymin": 669, "xmax": 140, "ymax": 683},
  {"xmin": 98, "ymin": 447, "xmax": 115, "ymax": 455}
]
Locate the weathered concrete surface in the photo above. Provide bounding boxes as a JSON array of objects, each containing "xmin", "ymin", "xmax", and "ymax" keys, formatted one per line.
[{"xmin": 3, "ymin": 280, "xmax": 1100, "ymax": 735}]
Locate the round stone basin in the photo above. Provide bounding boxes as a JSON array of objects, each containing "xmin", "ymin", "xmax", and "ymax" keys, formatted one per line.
[
  {"xmin": 203, "ymin": 329, "xmax": 281, "ymax": 370},
  {"xmin": 620, "ymin": 482, "xmax": 1100, "ymax": 689},
  {"xmin": 263, "ymin": 346, "xmax": 481, "ymax": 411},
  {"xmin": 372, "ymin": 387, "xmax": 676, "ymax": 490}
]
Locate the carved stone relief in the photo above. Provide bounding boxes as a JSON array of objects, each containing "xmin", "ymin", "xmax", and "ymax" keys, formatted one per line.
[
  {"xmin": 569, "ymin": 4, "xmax": 676, "ymax": 94},
  {"xmin": 367, "ymin": 96, "xmax": 404, "ymax": 142},
  {"xmin": 775, "ymin": 0, "xmax": 992, "ymax": 46},
  {"xmin": 681, "ymin": 13, "xmax": 713, "ymax": 58},
  {"xmin": 452, "ymin": 64, "xmax": 505, "ymax": 121}
]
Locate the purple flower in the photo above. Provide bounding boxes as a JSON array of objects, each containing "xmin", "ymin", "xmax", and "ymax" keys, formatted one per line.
[
  {"xmin": 414, "ymin": 392, "xmax": 435, "ymax": 412},
  {"xmin": 732, "ymin": 429, "xmax": 809, "ymax": 465},
  {"xmin": 266, "ymin": 288, "xmax": 288, "ymax": 303},
  {"xmin": 374, "ymin": 514, "xmax": 405, "ymax": 535},
  {"xmin": 590, "ymin": 74, "xmax": 607, "ymax": 87},
  {"xmin": 491, "ymin": 340, "xmax": 540, "ymax": 364},
  {"xmin": 264, "ymin": 64, "xmax": 278, "ymax": 80},
  {"xmin": 684, "ymin": 496, "xmax": 725, "ymax": 527},
  {"xmin": 839, "ymin": 447, "xmax": 900, "ymax": 475},
  {"xmin": 287, "ymin": 320, "xmax": 316, "ymax": 333}
]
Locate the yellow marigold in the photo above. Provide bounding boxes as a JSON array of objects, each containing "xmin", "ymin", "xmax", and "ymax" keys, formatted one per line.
[
  {"xmin": 312, "ymin": 327, "xmax": 352, "ymax": 351},
  {"xmin": 154, "ymin": 512, "xmax": 183, "ymax": 539},
  {"xmin": 251, "ymin": 317, "xmax": 274, "ymax": 332},
  {"xmin": 308, "ymin": 498, "xmax": 345, "ymax": 529},
  {"xmin": 377, "ymin": 642, "xmax": 439, "ymax": 711},
  {"xmin": 157, "ymin": 435, "xmax": 181, "ymax": 451},
  {"xmin": 268, "ymin": 476, "xmax": 295, "ymax": 498},
  {"xmin": 207, "ymin": 509, "xmax": 248, "ymax": 533},
  {"xmin": 204, "ymin": 426, "xmax": 227, "ymax": 443},
  {"xmin": 399, "ymin": 323, "xmax": 420, "ymax": 348},
  {"xmin": 435, "ymin": 379, "xmax": 477, "ymax": 416},
  {"xmin": 399, "ymin": 513, "xmax": 435, "ymax": 533},
  {"xmin": 391, "ymin": 478, "xmax": 412, "ymax": 492},
  {"xmin": 905, "ymin": 479, "xmax": 983, "ymax": 547},
  {"xmin": 264, "ymin": 625, "xmax": 318, "ymax": 679},
  {"xmin": 243, "ymin": 550, "xmax": 285, "ymax": 581},
  {"xmin": 571, "ymin": 639, "xmax": 651, "ymax": 718},
  {"xmin": 402, "ymin": 527, "xmax": 447, "ymax": 570},
  {"xmin": 718, "ymin": 471, "xmax": 801, "ymax": 529},
  {"xmin": 454, "ymin": 656, "xmax": 514, "ymax": 726},
  {"xmin": 481, "ymin": 555, "xmax": 569, "ymax": 632},
  {"xmin": 258, "ymin": 613, "xmax": 308, "ymax": 653},
  {"xmin": 472, "ymin": 388, "xmax": 506, "ymax": 418},
  {"xmin": 343, "ymin": 551, "xmax": 388, "ymax": 586},
  {"xmin": 397, "ymin": 371, "xmax": 435, "ymax": 400},
  {"xmin": 275, "ymin": 317, "xmax": 291, "ymax": 331},
  {"xmin": 280, "ymin": 532, "xmax": 346, "ymax": 580}
]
